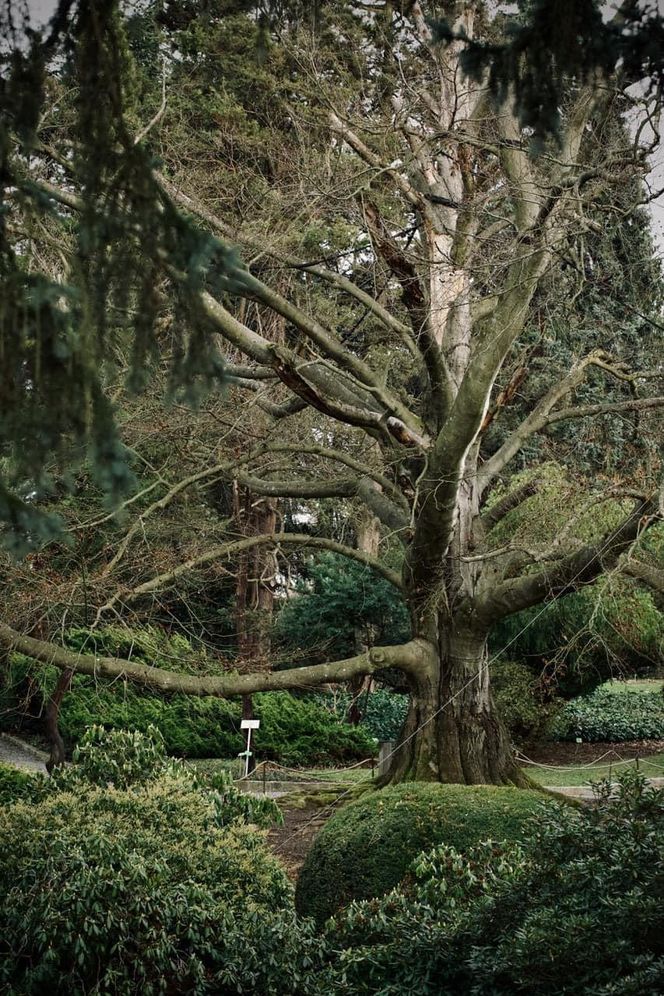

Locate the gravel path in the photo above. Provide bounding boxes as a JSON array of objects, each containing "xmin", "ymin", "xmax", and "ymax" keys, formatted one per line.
[{"xmin": 0, "ymin": 734, "xmax": 48, "ymax": 774}]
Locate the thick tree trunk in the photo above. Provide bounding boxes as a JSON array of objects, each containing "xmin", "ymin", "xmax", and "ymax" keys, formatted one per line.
[{"xmin": 382, "ymin": 620, "xmax": 526, "ymax": 786}]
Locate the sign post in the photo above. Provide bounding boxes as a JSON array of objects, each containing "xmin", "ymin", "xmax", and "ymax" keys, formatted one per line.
[{"xmin": 240, "ymin": 718, "xmax": 260, "ymax": 778}]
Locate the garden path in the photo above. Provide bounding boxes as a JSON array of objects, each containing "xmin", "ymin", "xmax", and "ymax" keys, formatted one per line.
[{"xmin": 0, "ymin": 734, "xmax": 47, "ymax": 773}]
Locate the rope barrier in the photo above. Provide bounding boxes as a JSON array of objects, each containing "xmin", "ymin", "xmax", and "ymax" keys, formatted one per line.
[
  {"xmin": 514, "ymin": 748, "xmax": 627, "ymax": 770},
  {"xmin": 515, "ymin": 748, "xmax": 664, "ymax": 775},
  {"xmin": 235, "ymin": 757, "xmax": 374, "ymax": 783},
  {"xmin": 234, "ymin": 757, "xmax": 373, "ymax": 784}
]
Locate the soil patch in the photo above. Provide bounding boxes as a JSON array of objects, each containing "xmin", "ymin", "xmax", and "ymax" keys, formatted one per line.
[
  {"xmin": 522, "ymin": 739, "xmax": 664, "ymax": 766},
  {"xmin": 267, "ymin": 804, "xmax": 330, "ymax": 882}
]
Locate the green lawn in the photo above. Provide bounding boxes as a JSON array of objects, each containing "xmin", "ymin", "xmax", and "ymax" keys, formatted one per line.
[
  {"xmin": 524, "ymin": 751, "xmax": 664, "ymax": 787},
  {"xmin": 185, "ymin": 746, "xmax": 664, "ymax": 790},
  {"xmin": 184, "ymin": 758, "xmax": 372, "ymax": 783},
  {"xmin": 602, "ymin": 678, "xmax": 664, "ymax": 694}
]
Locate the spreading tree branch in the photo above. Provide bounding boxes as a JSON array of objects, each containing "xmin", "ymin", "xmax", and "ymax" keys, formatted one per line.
[
  {"xmin": 0, "ymin": 623, "xmax": 431, "ymax": 695},
  {"xmin": 480, "ymin": 495, "xmax": 659, "ymax": 621},
  {"xmin": 97, "ymin": 531, "xmax": 404, "ymax": 621}
]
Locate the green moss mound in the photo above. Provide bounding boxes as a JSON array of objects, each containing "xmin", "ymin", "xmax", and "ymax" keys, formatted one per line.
[{"xmin": 295, "ymin": 782, "xmax": 547, "ymax": 925}]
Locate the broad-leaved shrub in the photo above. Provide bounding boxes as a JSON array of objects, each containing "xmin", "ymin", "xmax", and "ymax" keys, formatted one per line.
[
  {"xmin": 0, "ymin": 727, "xmax": 314, "ymax": 995},
  {"xmin": 550, "ymin": 685, "xmax": 664, "ymax": 741},
  {"xmin": 296, "ymin": 782, "xmax": 547, "ymax": 924},
  {"xmin": 317, "ymin": 773, "xmax": 664, "ymax": 995}
]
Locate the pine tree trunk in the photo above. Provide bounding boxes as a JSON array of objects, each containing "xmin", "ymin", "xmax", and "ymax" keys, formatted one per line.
[{"xmin": 382, "ymin": 618, "xmax": 527, "ymax": 786}]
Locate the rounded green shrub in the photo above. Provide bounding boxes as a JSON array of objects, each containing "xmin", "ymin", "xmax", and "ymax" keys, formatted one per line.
[
  {"xmin": 550, "ymin": 686, "xmax": 664, "ymax": 741},
  {"xmin": 295, "ymin": 782, "xmax": 548, "ymax": 924},
  {"xmin": 0, "ymin": 727, "xmax": 317, "ymax": 994},
  {"xmin": 318, "ymin": 774, "xmax": 664, "ymax": 995}
]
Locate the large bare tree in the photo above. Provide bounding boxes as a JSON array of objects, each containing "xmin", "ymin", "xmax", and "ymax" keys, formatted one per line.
[{"xmin": 1, "ymin": 1, "xmax": 663, "ymax": 785}]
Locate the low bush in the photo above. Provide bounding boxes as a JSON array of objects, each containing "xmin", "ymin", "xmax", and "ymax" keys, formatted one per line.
[
  {"xmin": 550, "ymin": 685, "xmax": 664, "ymax": 741},
  {"xmin": 252, "ymin": 692, "xmax": 375, "ymax": 766},
  {"xmin": 318, "ymin": 773, "xmax": 664, "ymax": 995},
  {"xmin": 0, "ymin": 761, "xmax": 44, "ymax": 805},
  {"xmin": 0, "ymin": 727, "xmax": 320, "ymax": 995},
  {"xmin": 58, "ymin": 681, "xmax": 243, "ymax": 757},
  {"xmin": 295, "ymin": 782, "xmax": 547, "ymax": 924}
]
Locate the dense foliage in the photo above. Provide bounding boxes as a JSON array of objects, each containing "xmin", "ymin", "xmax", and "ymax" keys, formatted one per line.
[
  {"xmin": 2, "ymin": 627, "xmax": 376, "ymax": 765},
  {"xmin": 487, "ymin": 477, "xmax": 664, "ymax": 697},
  {"xmin": 318, "ymin": 689, "xmax": 409, "ymax": 743},
  {"xmin": 0, "ymin": 727, "xmax": 325, "ymax": 995},
  {"xmin": 2, "ymin": 729, "xmax": 663, "ymax": 994},
  {"xmin": 0, "ymin": 760, "xmax": 42, "ymax": 805},
  {"xmin": 491, "ymin": 658, "xmax": 558, "ymax": 742},
  {"xmin": 296, "ymin": 783, "xmax": 547, "ymax": 925},
  {"xmin": 276, "ymin": 554, "xmax": 410, "ymax": 663},
  {"xmin": 252, "ymin": 692, "xmax": 374, "ymax": 766},
  {"xmin": 551, "ymin": 686, "xmax": 664, "ymax": 742},
  {"xmin": 316, "ymin": 774, "xmax": 664, "ymax": 995}
]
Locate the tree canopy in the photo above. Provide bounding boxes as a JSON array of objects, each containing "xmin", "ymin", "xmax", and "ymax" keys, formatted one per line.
[{"xmin": 1, "ymin": 0, "xmax": 663, "ymax": 785}]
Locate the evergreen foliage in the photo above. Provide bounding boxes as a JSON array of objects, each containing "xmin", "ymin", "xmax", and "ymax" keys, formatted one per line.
[
  {"xmin": 491, "ymin": 658, "xmax": 556, "ymax": 742},
  {"xmin": 317, "ymin": 774, "xmax": 664, "ymax": 995},
  {"xmin": 0, "ymin": 0, "xmax": 238, "ymax": 549},
  {"xmin": 319, "ymin": 688, "xmax": 410, "ymax": 742},
  {"xmin": 490, "ymin": 577, "xmax": 664, "ymax": 698},
  {"xmin": 296, "ymin": 783, "xmax": 547, "ymax": 925},
  {"xmin": 275, "ymin": 553, "xmax": 410, "ymax": 662},
  {"xmin": 0, "ymin": 760, "xmax": 42, "ymax": 805}
]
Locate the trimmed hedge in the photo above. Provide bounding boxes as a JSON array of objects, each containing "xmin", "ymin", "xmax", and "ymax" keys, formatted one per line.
[
  {"xmin": 295, "ymin": 783, "xmax": 548, "ymax": 925},
  {"xmin": 58, "ymin": 680, "xmax": 243, "ymax": 757},
  {"xmin": 56, "ymin": 687, "xmax": 375, "ymax": 765},
  {"xmin": 252, "ymin": 692, "xmax": 375, "ymax": 766},
  {"xmin": 550, "ymin": 686, "xmax": 664, "ymax": 741}
]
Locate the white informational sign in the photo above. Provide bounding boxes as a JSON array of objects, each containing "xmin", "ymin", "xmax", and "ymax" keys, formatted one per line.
[{"xmin": 239, "ymin": 719, "xmax": 261, "ymax": 778}]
